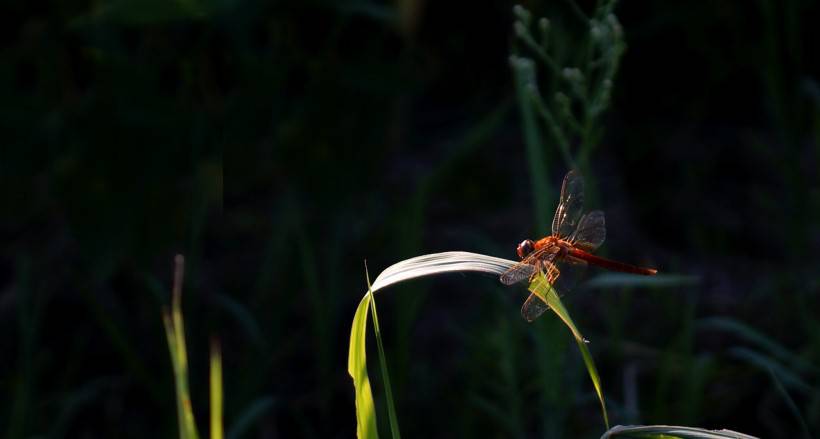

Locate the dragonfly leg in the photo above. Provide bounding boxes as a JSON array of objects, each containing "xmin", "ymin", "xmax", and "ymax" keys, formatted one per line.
[{"xmin": 528, "ymin": 259, "xmax": 545, "ymax": 284}]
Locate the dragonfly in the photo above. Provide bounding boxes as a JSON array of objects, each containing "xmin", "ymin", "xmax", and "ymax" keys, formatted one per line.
[{"xmin": 500, "ymin": 170, "xmax": 658, "ymax": 322}]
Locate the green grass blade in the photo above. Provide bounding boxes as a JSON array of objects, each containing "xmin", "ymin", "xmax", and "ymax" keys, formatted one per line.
[
  {"xmin": 530, "ymin": 273, "xmax": 609, "ymax": 429},
  {"xmin": 163, "ymin": 311, "xmax": 185, "ymax": 439},
  {"xmin": 210, "ymin": 339, "xmax": 224, "ymax": 439},
  {"xmin": 174, "ymin": 309, "xmax": 199, "ymax": 439},
  {"xmin": 349, "ymin": 294, "xmax": 379, "ymax": 439},
  {"xmin": 600, "ymin": 424, "xmax": 759, "ymax": 438},
  {"xmin": 164, "ymin": 307, "xmax": 199, "ymax": 439},
  {"xmin": 366, "ymin": 265, "xmax": 401, "ymax": 439},
  {"xmin": 164, "ymin": 255, "xmax": 200, "ymax": 439}
]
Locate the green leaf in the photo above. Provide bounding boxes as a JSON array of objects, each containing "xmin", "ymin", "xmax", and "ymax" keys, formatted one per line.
[
  {"xmin": 348, "ymin": 294, "xmax": 379, "ymax": 439},
  {"xmin": 529, "ymin": 273, "xmax": 609, "ymax": 429},
  {"xmin": 366, "ymin": 266, "xmax": 401, "ymax": 439},
  {"xmin": 164, "ymin": 255, "xmax": 200, "ymax": 439},
  {"xmin": 600, "ymin": 424, "xmax": 759, "ymax": 438}
]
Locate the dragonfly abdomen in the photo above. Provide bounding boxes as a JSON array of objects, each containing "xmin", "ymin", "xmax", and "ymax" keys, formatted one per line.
[{"xmin": 567, "ymin": 248, "xmax": 657, "ymax": 275}]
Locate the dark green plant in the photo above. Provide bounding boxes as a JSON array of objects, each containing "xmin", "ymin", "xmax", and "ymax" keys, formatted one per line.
[{"xmin": 510, "ymin": 1, "xmax": 625, "ymax": 206}]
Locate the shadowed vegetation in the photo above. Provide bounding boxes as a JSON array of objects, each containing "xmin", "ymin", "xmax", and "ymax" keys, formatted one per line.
[{"xmin": 1, "ymin": 0, "xmax": 818, "ymax": 437}]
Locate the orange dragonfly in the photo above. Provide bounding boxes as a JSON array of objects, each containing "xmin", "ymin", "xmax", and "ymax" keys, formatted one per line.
[{"xmin": 501, "ymin": 170, "xmax": 658, "ymax": 322}]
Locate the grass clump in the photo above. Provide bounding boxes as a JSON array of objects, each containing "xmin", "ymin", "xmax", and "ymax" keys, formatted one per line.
[{"xmin": 162, "ymin": 255, "xmax": 224, "ymax": 439}]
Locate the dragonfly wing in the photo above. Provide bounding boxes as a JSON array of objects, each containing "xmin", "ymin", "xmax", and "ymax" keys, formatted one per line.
[
  {"xmin": 552, "ymin": 170, "xmax": 585, "ymax": 239},
  {"xmin": 499, "ymin": 245, "xmax": 560, "ymax": 285},
  {"xmin": 521, "ymin": 292, "xmax": 549, "ymax": 322},
  {"xmin": 570, "ymin": 210, "xmax": 606, "ymax": 252},
  {"xmin": 519, "ymin": 253, "xmax": 588, "ymax": 322},
  {"xmin": 552, "ymin": 255, "xmax": 588, "ymax": 295},
  {"xmin": 520, "ymin": 259, "xmax": 561, "ymax": 322},
  {"xmin": 499, "ymin": 262, "xmax": 537, "ymax": 285}
]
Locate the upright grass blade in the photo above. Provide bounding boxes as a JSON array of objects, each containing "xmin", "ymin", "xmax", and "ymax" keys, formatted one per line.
[
  {"xmin": 163, "ymin": 255, "xmax": 201, "ymax": 439},
  {"xmin": 600, "ymin": 424, "xmax": 759, "ymax": 439},
  {"xmin": 210, "ymin": 339, "xmax": 224, "ymax": 439},
  {"xmin": 349, "ymin": 295, "xmax": 379, "ymax": 439},
  {"xmin": 365, "ymin": 264, "xmax": 401, "ymax": 439},
  {"xmin": 530, "ymin": 273, "xmax": 609, "ymax": 429},
  {"xmin": 163, "ymin": 255, "xmax": 227, "ymax": 439}
]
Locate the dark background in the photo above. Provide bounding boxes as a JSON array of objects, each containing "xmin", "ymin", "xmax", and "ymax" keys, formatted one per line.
[{"xmin": 2, "ymin": 0, "xmax": 819, "ymax": 437}]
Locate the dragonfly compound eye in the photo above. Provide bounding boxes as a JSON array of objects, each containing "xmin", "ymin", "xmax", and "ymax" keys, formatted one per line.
[{"xmin": 517, "ymin": 239, "xmax": 535, "ymax": 259}]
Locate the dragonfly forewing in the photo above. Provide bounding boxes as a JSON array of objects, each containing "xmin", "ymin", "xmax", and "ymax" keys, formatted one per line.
[
  {"xmin": 499, "ymin": 245, "xmax": 560, "ymax": 285},
  {"xmin": 500, "ymin": 263, "xmax": 537, "ymax": 285},
  {"xmin": 552, "ymin": 170, "xmax": 585, "ymax": 239}
]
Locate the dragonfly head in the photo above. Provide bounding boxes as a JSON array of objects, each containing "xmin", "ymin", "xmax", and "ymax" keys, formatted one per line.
[{"xmin": 516, "ymin": 239, "xmax": 535, "ymax": 259}]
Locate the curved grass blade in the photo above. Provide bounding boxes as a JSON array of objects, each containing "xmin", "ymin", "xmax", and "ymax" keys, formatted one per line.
[
  {"xmin": 600, "ymin": 424, "xmax": 759, "ymax": 439},
  {"xmin": 530, "ymin": 272, "xmax": 609, "ymax": 429},
  {"xmin": 348, "ymin": 252, "xmax": 517, "ymax": 438},
  {"xmin": 370, "ymin": 251, "xmax": 518, "ymax": 291}
]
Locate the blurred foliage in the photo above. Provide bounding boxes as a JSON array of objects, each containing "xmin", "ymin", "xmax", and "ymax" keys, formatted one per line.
[{"xmin": 0, "ymin": 0, "xmax": 819, "ymax": 437}]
